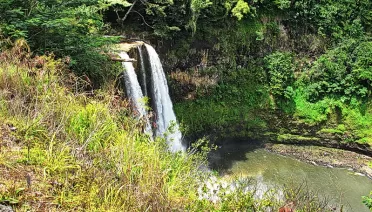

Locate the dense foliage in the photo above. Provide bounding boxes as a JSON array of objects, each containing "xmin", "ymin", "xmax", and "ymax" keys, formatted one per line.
[
  {"xmin": 264, "ymin": 51, "xmax": 294, "ymax": 98},
  {"xmin": 171, "ymin": 0, "xmax": 372, "ymax": 144},
  {"xmin": 0, "ymin": 0, "xmax": 116, "ymax": 84},
  {"xmin": 0, "ymin": 0, "xmax": 258, "ymax": 84},
  {"xmin": 286, "ymin": 0, "xmax": 371, "ymax": 41},
  {"xmin": 303, "ymin": 39, "xmax": 371, "ymax": 102}
]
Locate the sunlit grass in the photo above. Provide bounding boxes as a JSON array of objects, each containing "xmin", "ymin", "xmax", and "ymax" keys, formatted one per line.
[{"xmin": 0, "ymin": 43, "xmax": 204, "ymax": 211}]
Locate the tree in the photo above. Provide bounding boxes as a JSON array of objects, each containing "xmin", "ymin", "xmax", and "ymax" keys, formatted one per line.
[{"xmin": 0, "ymin": 0, "xmax": 121, "ymax": 84}]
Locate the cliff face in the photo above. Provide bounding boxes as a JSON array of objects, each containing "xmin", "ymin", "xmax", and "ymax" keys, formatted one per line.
[{"xmin": 145, "ymin": 11, "xmax": 372, "ymax": 152}]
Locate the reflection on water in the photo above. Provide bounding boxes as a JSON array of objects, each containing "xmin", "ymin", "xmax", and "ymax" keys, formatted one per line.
[{"xmin": 209, "ymin": 142, "xmax": 372, "ymax": 212}]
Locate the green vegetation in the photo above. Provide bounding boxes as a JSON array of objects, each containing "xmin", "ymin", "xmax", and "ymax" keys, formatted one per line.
[
  {"xmin": 277, "ymin": 134, "xmax": 319, "ymax": 142},
  {"xmin": 364, "ymin": 192, "xmax": 372, "ymax": 210},
  {"xmin": 1, "ymin": 0, "xmax": 372, "ymax": 210},
  {"xmin": 0, "ymin": 0, "xmax": 123, "ymax": 85},
  {"xmin": 171, "ymin": 0, "xmax": 372, "ymax": 147},
  {"xmin": 302, "ymin": 39, "xmax": 371, "ymax": 102},
  {"xmin": 264, "ymin": 51, "xmax": 294, "ymax": 98},
  {"xmin": 0, "ymin": 41, "xmax": 204, "ymax": 211},
  {"xmin": 291, "ymin": 38, "xmax": 372, "ymax": 144},
  {"xmin": 175, "ymin": 66, "xmax": 270, "ymax": 136},
  {"xmin": 0, "ymin": 40, "xmax": 332, "ymax": 212}
]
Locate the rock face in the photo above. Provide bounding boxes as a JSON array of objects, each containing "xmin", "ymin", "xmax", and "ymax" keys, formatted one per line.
[{"xmin": 0, "ymin": 205, "xmax": 13, "ymax": 212}]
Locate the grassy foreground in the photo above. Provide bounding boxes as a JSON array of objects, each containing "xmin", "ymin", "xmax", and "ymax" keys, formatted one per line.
[{"xmin": 0, "ymin": 41, "xmax": 206, "ymax": 211}]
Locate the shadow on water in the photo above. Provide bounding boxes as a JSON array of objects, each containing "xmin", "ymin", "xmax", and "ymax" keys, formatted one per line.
[{"xmin": 208, "ymin": 139, "xmax": 262, "ymax": 174}]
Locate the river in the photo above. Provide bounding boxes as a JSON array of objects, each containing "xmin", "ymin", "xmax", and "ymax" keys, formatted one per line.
[{"xmin": 208, "ymin": 141, "xmax": 372, "ymax": 212}]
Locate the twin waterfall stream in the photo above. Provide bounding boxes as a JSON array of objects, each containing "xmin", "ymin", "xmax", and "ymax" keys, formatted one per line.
[{"xmin": 119, "ymin": 43, "xmax": 185, "ymax": 152}]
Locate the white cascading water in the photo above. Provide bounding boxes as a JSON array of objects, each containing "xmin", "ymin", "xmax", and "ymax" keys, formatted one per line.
[
  {"xmin": 119, "ymin": 52, "xmax": 152, "ymax": 136},
  {"xmin": 144, "ymin": 44, "xmax": 185, "ymax": 152}
]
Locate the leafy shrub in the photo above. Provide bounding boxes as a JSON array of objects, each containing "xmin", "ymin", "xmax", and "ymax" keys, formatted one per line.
[
  {"xmin": 264, "ymin": 51, "xmax": 295, "ymax": 98},
  {"xmin": 288, "ymin": 0, "xmax": 371, "ymax": 41},
  {"xmin": 362, "ymin": 192, "xmax": 372, "ymax": 210},
  {"xmin": 274, "ymin": 0, "xmax": 291, "ymax": 9},
  {"xmin": 0, "ymin": 0, "xmax": 120, "ymax": 85},
  {"xmin": 294, "ymin": 90, "xmax": 338, "ymax": 124},
  {"xmin": 304, "ymin": 39, "xmax": 371, "ymax": 102}
]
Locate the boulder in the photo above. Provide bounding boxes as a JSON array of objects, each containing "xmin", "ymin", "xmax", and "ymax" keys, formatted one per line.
[{"xmin": 0, "ymin": 205, "xmax": 13, "ymax": 212}]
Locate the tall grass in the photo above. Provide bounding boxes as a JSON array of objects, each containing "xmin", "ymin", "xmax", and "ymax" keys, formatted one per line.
[{"xmin": 0, "ymin": 40, "xmax": 203, "ymax": 211}]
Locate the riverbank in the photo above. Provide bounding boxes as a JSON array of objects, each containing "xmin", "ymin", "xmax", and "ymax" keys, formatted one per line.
[{"xmin": 265, "ymin": 143, "xmax": 372, "ymax": 179}]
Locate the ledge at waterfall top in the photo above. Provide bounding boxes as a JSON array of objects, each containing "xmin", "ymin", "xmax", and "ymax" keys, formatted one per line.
[{"xmin": 120, "ymin": 43, "xmax": 185, "ymax": 152}]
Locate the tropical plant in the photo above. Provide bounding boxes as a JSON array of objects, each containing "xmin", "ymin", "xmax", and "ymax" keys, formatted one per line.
[
  {"xmin": 303, "ymin": 39, "xmax": 372, "ymax": 102},
  {"xmin": 363, "ymin": 192, "xmax": 372, "ymax": 210},
  {"xmin": 264, "ymin": 51, "xmax": 295, "ymax": 98}
]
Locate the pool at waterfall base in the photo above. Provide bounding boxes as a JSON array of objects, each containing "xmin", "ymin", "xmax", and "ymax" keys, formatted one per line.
[{"xmin": 208, "ymin": 141, "xmax": 372, "ymax": 212}]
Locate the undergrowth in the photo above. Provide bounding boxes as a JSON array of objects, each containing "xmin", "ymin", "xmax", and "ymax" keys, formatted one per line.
[
  {"xmin": 175, "ymin": 67, "xmax": 270, "ymax": 136},
  {"xmin": 294, "ymin": 89, "xmax": 372, "ymax": 144}
]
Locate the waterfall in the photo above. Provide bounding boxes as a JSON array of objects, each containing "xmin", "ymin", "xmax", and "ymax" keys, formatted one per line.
[
  {"xmin": 144, "ymin": 44, "xmax": 185, "ymax": 152},
  {"xmin": 119, "ymin": 52, "xmax": 152, "ymax": 136},
  {"xmin": 137, "ymin": 46, "xmax": 148, "ymax": 97}
]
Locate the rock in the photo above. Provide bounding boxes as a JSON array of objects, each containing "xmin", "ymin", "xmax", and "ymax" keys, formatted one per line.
[
  {"xmin": 0, "ymin": 204, "xmax": 13, "ymax": 212},
  {"xmin": 354, "ymin": 172, "xmax": 365, "ymax": 177},
  {"xmin": 6, "ymin": 123, "xmax": 16, "ymax": 132},
  {"xmin": 310, "ymin": 161, "xmax": 317, "ymax": 166},
  {"xmin": 9, "ymin": 126, "xmax": 16, "ymax": 132}
]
